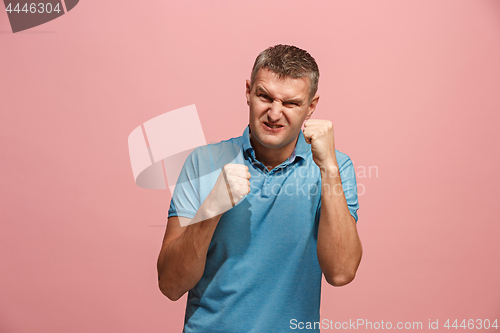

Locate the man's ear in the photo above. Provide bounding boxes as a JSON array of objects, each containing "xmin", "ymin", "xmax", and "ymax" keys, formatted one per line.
[
  {"xmin": 245, "ymin": 80, "xmax": 252, "ymax": 105},
  {"xmin": 305, "ymin": 94, "xmax": 320, "ymax": 120}
]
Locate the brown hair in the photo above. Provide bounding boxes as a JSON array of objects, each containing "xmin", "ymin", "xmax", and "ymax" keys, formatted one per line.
[{"xmin": 250, "ymin": 44, "xmax": 319, "ymax": 100}]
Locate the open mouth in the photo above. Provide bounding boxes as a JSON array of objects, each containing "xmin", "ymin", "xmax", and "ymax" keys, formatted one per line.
[{"xmin": 263, "ymin": 122, "xmax": 284, "ymax": 130}]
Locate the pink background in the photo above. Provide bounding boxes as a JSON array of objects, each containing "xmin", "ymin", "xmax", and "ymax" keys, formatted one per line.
[{"xmin": 1, "ymin": 0, "xmax": 499, "ymax": 332}]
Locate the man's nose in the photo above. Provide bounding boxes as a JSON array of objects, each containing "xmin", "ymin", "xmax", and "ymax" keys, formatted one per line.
[{"xmin": 267, "ymin": 100, "xmax": 283, "ymax": 121}]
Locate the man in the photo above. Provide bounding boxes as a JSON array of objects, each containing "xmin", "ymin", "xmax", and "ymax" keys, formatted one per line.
[{"xmin": 157, "ymin": 44, "xmax": 362, "ymax": 332}]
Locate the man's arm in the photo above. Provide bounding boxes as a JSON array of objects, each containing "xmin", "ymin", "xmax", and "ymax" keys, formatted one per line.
[
  {"xmin": 157, "ymin": 164, "xmax": 251, "ymax": 301},
  {"xmin": 303, "ymin": 119, "xmax": 362, "ymax": 287},
  {"xmin": 317, "ymin": 163, "xmax": 362, "ymax": 286},
  {"xmin": 157, "ymin": 214, "xmax": 221, "ymax": 301}
]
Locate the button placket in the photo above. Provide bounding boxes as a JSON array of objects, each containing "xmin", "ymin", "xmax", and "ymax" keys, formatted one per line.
[{"xmin": 261, "ymin": 174, "xmax": 271, "ymax": 198}]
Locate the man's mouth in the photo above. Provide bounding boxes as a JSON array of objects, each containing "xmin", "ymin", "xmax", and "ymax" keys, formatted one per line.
[{"xmin": 263, "ymin": 122, "xmax": 284, "ymax": 129}]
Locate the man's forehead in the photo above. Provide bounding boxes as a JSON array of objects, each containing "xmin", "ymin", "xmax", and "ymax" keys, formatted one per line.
[
  {"xmin": 254, "ymin": 68, "xmax": 310, "ymax": 85},
  {"xmin": 253, "ymin": 69, "xmax": 310, "ymax": 98}
]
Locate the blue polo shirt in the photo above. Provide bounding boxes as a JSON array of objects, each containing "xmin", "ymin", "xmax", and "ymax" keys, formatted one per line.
[{"xmin": 168, "ymin": 125, "xmax": 359, "ymax": 333}]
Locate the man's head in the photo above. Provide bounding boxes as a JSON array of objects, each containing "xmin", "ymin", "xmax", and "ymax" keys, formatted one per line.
[
  {"xmin": 246, "ymin": 44, "xmax": 320, "ymax": 160},
  {"xmin": 250, "ymin": 44, "xmax": 319, "ymax": 101}
]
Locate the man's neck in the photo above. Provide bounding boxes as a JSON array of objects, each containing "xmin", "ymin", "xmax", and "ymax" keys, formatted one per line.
[{"xmin": 250, "ymin": 135, "xmax": 298, "ymax": 171}]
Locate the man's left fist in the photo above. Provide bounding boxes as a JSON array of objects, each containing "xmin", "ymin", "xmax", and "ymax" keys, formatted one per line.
[{"xmin": 303, "ymin": 119, "xmax": 337, "ymax": 168}]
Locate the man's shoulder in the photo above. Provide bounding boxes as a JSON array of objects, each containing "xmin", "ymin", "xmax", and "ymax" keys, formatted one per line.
[{"xmin": 190, "ymin": 132, "xmax": 245, "ymax": 167}]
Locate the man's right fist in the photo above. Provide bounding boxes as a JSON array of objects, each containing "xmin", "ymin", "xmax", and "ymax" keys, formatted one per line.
[
  {"xmin": 206, "ymin": 163, "xmax": 251, "ymax": 215},
  {"xmin": 187, "ymin": 164, "xmax": 251, "ymax": 226},
  {"xmin": 220, "ymin": 164, "xmax": 252, "ymax": 207}
]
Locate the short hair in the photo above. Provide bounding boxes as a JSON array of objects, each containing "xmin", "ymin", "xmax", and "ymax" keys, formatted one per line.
[{"xmin": 250, "ymin": 44, "xmax": 320, "ymax": 100}]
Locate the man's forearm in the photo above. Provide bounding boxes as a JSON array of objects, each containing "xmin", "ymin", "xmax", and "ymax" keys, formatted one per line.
[
  {"xmin": 157, "ymin": 164, "xmax": 251, "ymax": 300},
  {"xmin": 157, "ymin": 214, "xmax": 221, "ymax": 301},
  {"xmin": 317, "ymin": 164, "xmax": 362, "ymax": 286}
]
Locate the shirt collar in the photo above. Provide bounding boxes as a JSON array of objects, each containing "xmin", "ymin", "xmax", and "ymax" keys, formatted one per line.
[{"xmin": 241, "ymin": 125, "xmax": 309, "ymax": 164}]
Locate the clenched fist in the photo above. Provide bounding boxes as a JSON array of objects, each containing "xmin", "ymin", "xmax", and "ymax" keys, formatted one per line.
[
  {"xmin": 303, "ymin": 119, "xmax": 337, "ymax": 168},
  {"xmin": 188, "ymin": 164, "xmax": 251, "ymax": 226},
  {"xmin": 212, "ymin": 164, "xmax": 252, "ymax": 210}
]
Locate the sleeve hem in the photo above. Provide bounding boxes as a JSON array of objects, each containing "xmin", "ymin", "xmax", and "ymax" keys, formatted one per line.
[
  {"xmin": 349, "ymin": 209, "xmax": 358, "ymax": 223},
  {"xmin": 167, "ymin": 210, "xmax": 196, "ymax": 220}
]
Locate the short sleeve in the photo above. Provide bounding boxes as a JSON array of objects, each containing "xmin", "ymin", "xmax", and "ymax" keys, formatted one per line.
[
  {"xmin": 167, "ymin": 149, "xmax": 201, "ymax": 219},
  {"xmin": 338, "ymin": 156, "xmax": 360, "ymax": 222}
]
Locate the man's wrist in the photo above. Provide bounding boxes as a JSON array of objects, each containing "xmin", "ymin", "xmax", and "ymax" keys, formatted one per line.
[{"xmin": 200, "ymin": 191, "xmax": 231, "ymax": 221}]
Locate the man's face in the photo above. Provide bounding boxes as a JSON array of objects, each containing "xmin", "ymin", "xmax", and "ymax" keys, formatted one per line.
[{"xmin": 246, "ymin": 68, "xmax": 319, "ymax": 153}]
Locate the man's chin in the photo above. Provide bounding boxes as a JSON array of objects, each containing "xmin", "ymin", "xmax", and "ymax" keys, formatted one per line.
[{"xmin": 258, "ymin": 134, "xmax": 294, "ymax": 150}]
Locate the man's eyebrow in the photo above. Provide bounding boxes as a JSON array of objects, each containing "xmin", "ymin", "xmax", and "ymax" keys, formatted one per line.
[
  {"xmin": 256, "ymin": 86, "xmax": 303, "ymax": 104},
  {"xmin": 256, "ymin": 86, "xmax": 269, "ymax": 95},
  {"xmin": 283, "ymin": 98, "xmax": 304, "ymax": 105}
]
